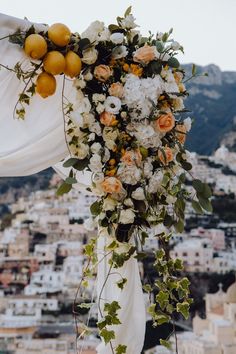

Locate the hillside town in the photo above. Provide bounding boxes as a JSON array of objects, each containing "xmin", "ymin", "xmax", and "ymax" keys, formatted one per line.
[{"xmin": 1, "ymin": 146, "xmax": 236, "ymax": 353}]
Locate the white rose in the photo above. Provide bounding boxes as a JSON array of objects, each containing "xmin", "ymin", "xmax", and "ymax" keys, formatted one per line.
[
  {"xmin": 92, "ymin": 93, "xmax": 106, "ymax": 103},
  {"xmin": 103, "ymin": 148, "xmax": 110, "ymax": 163},
  {"xmin": 91, "ymin": 142, "xmax": 102, "ymax": 154},
  {"xmin": 120, "ymin": 15, "xmax": 137, "ymax": 29},
  {"xmin": 77, "ymin": 143, "xmax": 89, "ymax": 159},
  {"xmin": 112, "ymin": 45, "xmax": 128, "ymax": 59},
  {"xmin": 132, "ymin": 187, "xmax": 146, "ymax": 200},
  {"xmin": 103, "ymin": 128, "xmax": 119, "ymax": 150},
  {"xmin": 88, "ymin": 133, "xmax": 95, "ymax": 141},
  {"xmin": 83, "ymin": 112, "xmax": 95, "ymax": 126},
  {"xmin": 89, "ymin": 154, "xmax": 103, "ymax": 173},
  {"xmin": 119, "ymin": 209, "xmax": 136, "ymax": 224},
  {"xmin": 184, "ymin": 117, "xmax": 192, "ymax": 132},
  {"xmin": 81, "ymin": 21, "xmax": 105, "ymax": 42},
  {"xmin": 103, "ymin": 197, "xmax": 117, "ymax": 211},
  {"xmin": 166, "ymin": 195, "xmax": 177, "ymax": 204},
  {"xmin": 82, "ymin": 48, "xmax": 98, "ymax": 65},
  {"xmin": 92, "ymin": 172, "xmax": 105, "ymax": 183},
  {"xmin": 173, "ymin": 97, "xmax": 184, "ymax": 111},
  {"xmin": 70, "ymin": 111, "xmax": 83, "ymax": 127},
  {"xmin": 110, "ymin": 32, "xmax": 124, "ymax": 44}
]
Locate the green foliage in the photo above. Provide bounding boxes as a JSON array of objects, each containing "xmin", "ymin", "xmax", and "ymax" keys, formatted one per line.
[
  {"xmin": 100, "ymin": 328, "xmax": 115, "ymax": 344},
  {"xmin": 116, "ymin": 344, "xmax": 127, "ymax": 354},
  {"xmin": 56, "ymin": 182, "xmax": 72, "ymax": 196},
  {"xmin": 160, "ymin": 339, "xmax": 172, "ymax": 350}
]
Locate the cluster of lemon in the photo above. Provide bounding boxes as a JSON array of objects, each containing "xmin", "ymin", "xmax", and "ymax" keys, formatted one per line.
[{"xmin": 24, "ymin": 23, "xmax": 82, "ymax": 98}]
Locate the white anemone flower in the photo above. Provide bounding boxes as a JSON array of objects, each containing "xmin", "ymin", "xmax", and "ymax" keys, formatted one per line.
[{"xmin": 104, "ymin": 96, "xmax": 122, "ymax": 114}]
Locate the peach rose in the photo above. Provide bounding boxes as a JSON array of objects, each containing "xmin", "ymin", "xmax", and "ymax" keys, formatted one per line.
[
  {"xmin": 158, "ymin": 147, "xmax": 173, "ymax": 165},
  {"xmin": 100, "ymin": 111, "xmax": 117, "ymax": 126},
  {"xmin": 174, "ymin": 71, "xmax": 183, "ymax": 84},
  {"xmin": 121, "ymin": 149, "xmax": 142, "ymax": 166},
  {"xmin": 133, "ymin": 45, "xmax": 157, "ymax": 65},
  {"xmin": 176, "ymin": 124, "xmax": 187, "ymax": 144},
  {"xmin": 155, "ymin": 113, "xmax": 175, "ymax": 133},
  {"xmin": 108, "ymin": 82, "xmax": 124, "ymax": 98},
  {"xmin": 101, "ymin": 177, "xmax": 122, "ymax": 194},
  {"xmin": 94, "ymin": 65, "xmax": 112, "ymax": 82}
]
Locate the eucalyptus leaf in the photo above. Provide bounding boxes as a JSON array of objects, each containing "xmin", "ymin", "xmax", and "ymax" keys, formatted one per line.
[
  {"xmin": 56, "ymin": 183, "xmax": 72, "ymax": 196},
  {"xmin": 168, "ymin": 57, "xmax": 180, "ymax": 68},
  {"xmin": 63, "ymin": 158, "xmax": 78, "ymax": 168}
]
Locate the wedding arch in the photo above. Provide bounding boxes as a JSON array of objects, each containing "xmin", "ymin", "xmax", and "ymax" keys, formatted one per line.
[{"xmin": 0, "ymin": 8, "xmax": 212, "ymax": 354}]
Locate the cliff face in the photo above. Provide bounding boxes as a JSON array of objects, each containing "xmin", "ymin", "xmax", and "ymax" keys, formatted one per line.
[{"xmin": 183, "ymin": 64, "xmax": 236, "ymax": 154}]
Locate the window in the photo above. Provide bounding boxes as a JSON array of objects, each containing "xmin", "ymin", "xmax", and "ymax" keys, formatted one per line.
[
  {"xmin": 195, "ymin": 252, "xmax": 199, "ymax": 257},
  {"xmin": 182, "ymin": 252, "xmax": 187, "ymax": 257}
]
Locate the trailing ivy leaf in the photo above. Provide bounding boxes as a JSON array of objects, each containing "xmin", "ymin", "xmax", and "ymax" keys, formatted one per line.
[
  {"xmin": 198, "ymin": 196, "xmax": 213, "ymax": 212},
  {"xmin": 156, "ymin": 291, "xmax": 169, "ymax": 310},
  {"xmin": 178, "ymin": 277, "xmax": 190, "ymax": 291},
  {"xmin": 104, "ymin": 301, "xmax": 121, "ymax": 315},
  {"xmin": 116, "ymin": 278, "xmax": 127, "ymax": 290},
  {"xmin": 97, "ymin": 319, "xmax": 107, "ymax": 330},
  {"xmin": 56, "ymin": 183, "xmax": 72, "ymax": 196},
  {"xmin": 192, "ymin": 200, "xmax": 203, "ymax": 214},
  {"xmin": 168, "ymin": 57, "xmax": 180, "ymax": 68},
  {"xmin": 78, "ymin": 302, "xmax": 93, "ymax": 309},
  {"xmin": 100, "ymin": 328, "xmax": 115, "ymax": 344},
  {"xmin": 63, "ymin": 158, "xmax": 78, "ymax": 168},
  {"xmin": 116, "ymin": 344, "xmax": 127, "ymax": 354},
  {"xmin": 177, "ymin": 302, "xmax": 190, "ymax": 320},
  {"xmin": 143, "ymin": 284, "xmax": 152, "ymax": 293},
  {"xmin": 84, "ymin": 243, "xmax": 94, "ymax": 257},
  {"xmin": 160, "ymin": 339, "xmax": 172, "ymax": 350},
  {"xmin": 65, "ymin": 177, "xmax": 77, "ymax": 185},
  {"xmin": 174, "ymin": 258, "xmax": 183, "ymax": 271}
]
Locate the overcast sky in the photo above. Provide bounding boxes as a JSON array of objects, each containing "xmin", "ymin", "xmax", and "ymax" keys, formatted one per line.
[{"xmin": 1, "ymin": 0, "xmax": 235, "ymax": 71}]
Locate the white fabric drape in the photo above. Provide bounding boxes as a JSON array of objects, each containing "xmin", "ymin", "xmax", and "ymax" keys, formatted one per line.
[{"xmin": 0, "ymin": 13, "xmax": 146, "ymax": 354}]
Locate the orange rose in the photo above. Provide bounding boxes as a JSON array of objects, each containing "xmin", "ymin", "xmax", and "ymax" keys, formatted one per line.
[
  {"xmin": 130, "ymin": 64, "xmax": 143, "ymax": 77},
  {"xmin": 101, "ymin": 177, "xmax": 122, "ymax": 194},
  {"xmin": 100, "ymin": 111, "xmax": 117, "ymax": 126},
  {"xmin": 108, "ymin": 82, "xmax": 124, "ymax": 98},
  {"xmin": 158, "ymin": 147, "xmax": 173, "ymax": 165},
  {"xmin": 176, "ymin": 124, "xmax": 187, "ymax": 144},
  {"xmin": 94, "ymin": 65, "xmax": 112, "ymax": 82},
  {"xmin": 156, "ymin": 113, "xmax": 175, "ymax": 133},
  {"xmin": 133, "ymin": 45, "xmax": 157, "ymax": 64},
  {"xmin": 121, "ymin": 149, "xmax": 142, "ymax": 166},
  {"xmin": 174, "ymin": 71, "xmax": 183, "ymax": 84}
]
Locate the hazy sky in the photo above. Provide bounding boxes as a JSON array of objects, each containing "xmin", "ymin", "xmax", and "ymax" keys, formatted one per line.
[{"xmin": 1, "ymin": 0, "xmax": 235, "ymax": 71}]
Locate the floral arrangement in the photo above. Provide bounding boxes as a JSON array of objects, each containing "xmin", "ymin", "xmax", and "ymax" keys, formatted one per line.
[{"xmin": 1, "ymin": 7, "xmax": 212, "ymax": 352}]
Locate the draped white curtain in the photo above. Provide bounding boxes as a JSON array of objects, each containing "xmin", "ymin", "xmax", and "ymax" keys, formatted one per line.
[{"xmin": 0, "ymin": 13, "xmax": 146, "ymax": 354}]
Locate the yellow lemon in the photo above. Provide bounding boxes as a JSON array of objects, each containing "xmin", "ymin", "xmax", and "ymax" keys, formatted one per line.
[
  {"xmin": 48, "ymin": 23, "xmax": 71, "ymax": 47},
  {"xmin": 64, "ymin": 51, "xmax": 82, "ymax": 78},
  {"xmin": 43, "ymin": 51, "xmax": 66, "ymax": 75},
  {"xmin": 24, "ymin": 34, "xmax": 47, "ymax": 59},
  {"xmin": 36, "ymin": 72, "xmax": 56, "ymax": 98}
]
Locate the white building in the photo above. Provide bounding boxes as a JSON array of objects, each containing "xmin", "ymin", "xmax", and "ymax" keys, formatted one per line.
[
  {"xmin": 177, "ymin": 281, "xmax": 236, "ymax": 354},
  {"xmin": 24, "ymin": 270, "xmax": 64, "ymax": 295}
]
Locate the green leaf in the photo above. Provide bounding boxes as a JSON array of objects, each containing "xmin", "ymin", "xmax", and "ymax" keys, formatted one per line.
[
  {"xmin": 156, "ymin": 41, "xmax": 164, "ymax": 52},
  {"xmin": 177, "ymin": 302, "xmax": 190, "ymax": 320},
  {"xmin": 178, "ymin": 277, "xmax": 190, "ymax": 291},
  {"xmin": 156, "ymin": 291, "xmax": 169, "ymax": 310},
  {"xmin": 116, "ymin": 345, "xmax": 127, "ymax": 354},
  {"xmin": 100, "ymin": 328, "xmax": 115, "ymax": 344},
  {"xmin": 90, "ymin": 201, "xmax": 102, "ymax": 216},
  {"xmin": 143, "ymin": 284, "xmax": 152, "ymax": 293},
  {"xmin": 202, "ymin": 183, "xmax": 212, "ymax": 198},
  {"xmin": 192, "ymin": 179, "xmax": 204, "ymax": 193},
  {"xmin": 198, "ymin": 196, "xmax": 213, "ymax": 212},
  {"xmin": 162, "ymin": 174, "xmax": 170, "ymax": 187},
  {"xmin": 174, "ymin": 258, "xmax": 183, "ymax": 271},
  {"xmin": 78, "ymin": 302, "xmax": 93, "ymax": 309},
  {"xmin": 124, "ymin": 6, "xmax": 132, "ymax": 17},
  {"xmin": 63, "ymin": 158, "xmax": 78, "ymax": 168},
  {"xmin": 181, "ymin": 161, "xmax": 192, "ymax": 171},
  {"xmin": 174, "ymin": 219, "xmax": 184, "ymax": 233},
  {"xmin": 78, "ymin": 38, "xmax": 91, "ymax": 51},
  {"xmin": 73, "ymin": 158, "xmax": 89, "ymax": 171},
  {"xmin": 163, "ymin": 214, "xmax": 173, "ymax": 227},
  {"xmin": 104, "ymin": 301, "xmax": 121, "ymax": 315},
  {"xmin": 192, "ymin": 63, "xmax": 197, "ymax": 75},
  {"xmin": 191, "ymin": 200, "xmax": 203, "ymax": 214},
  {"xmin": 56, "ymin": 183, "xmax": 72, "ymax": 196},
  {"xmin": 160, "ymin": 339, "xmax": 172, "ymax": 350},
  {"xmin": 168, "ymin": 57, "xmax": 180, "ymax": 68},
  {"xmin": 116, "ymin": 278, "xmax": 127, "ymax": 290},
  {"xmin": 65, "ymin": 177, "xmax": 77, "ymax": 185},
  {"xmin": 108, "ymin": 24, "xmax": 121, "ymax": 33}
]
